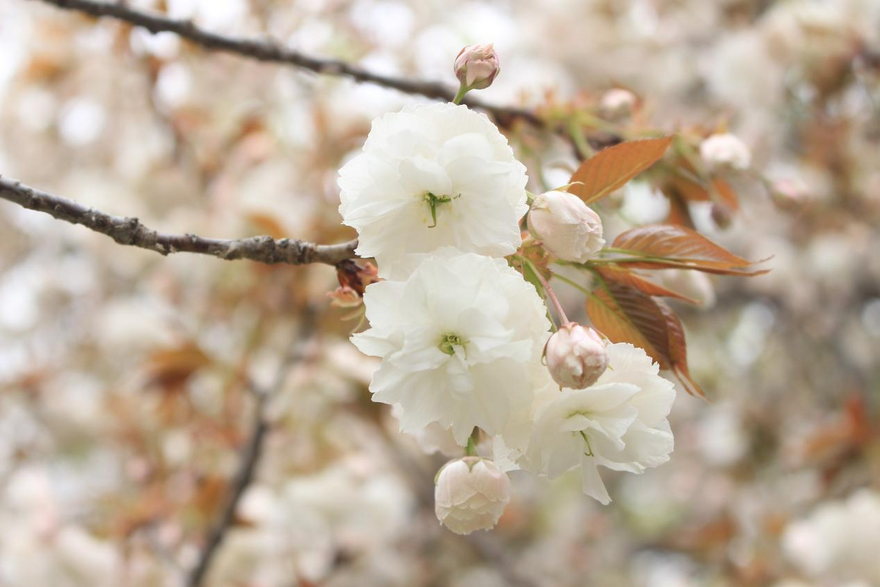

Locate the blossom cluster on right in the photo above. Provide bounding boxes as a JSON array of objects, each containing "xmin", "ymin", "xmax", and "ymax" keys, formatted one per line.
[{"xmin": 335, "ymin": 45, "xmax": 765, "ymax": 535}]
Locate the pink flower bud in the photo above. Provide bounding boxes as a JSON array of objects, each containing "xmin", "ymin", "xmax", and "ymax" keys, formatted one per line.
[
  {"xmin": 599, "ymin": 88, "xmax": 637, "ymax": 120},
  {"xmin": 699, "ymin": 133, "xmax": 751, "ymax": 172},
  {"xmin": 711, "ymin": 202, "xmax": 733, "ymax": 229},
  {"xmin": 326, "ymin": 285, "xmax": 362, "ymax": 308},
  {"xmin": 435, "ymin": 457, "xmax": 510, "ymax": 535},
  {"xmin": 528, "ymin": 191, "xmax": 605, "ymax": 263},
  {"xmin": 770, "ymin": 178, "xmax": 808, "ymax": 211},
  {"xmin": 454, "ymin": 44, "xmax": 500, "ymax": 90},
  {"xmin": 545, "ymin": 323, "xmax": 608, "ymax": 389}
]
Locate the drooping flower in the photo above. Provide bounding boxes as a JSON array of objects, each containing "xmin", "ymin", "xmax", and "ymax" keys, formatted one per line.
[
  {"xmin": 434, "ymin": 457, "xmax": 511, "ymax": 535},
  {"xmin": 544, "ymin": 323, "xmax": 608, "ymax": 389},
  {"xmin": 527, "ymin": 190, "xmax": 605, "ymax": 263},
  {"xmin": 338, "ymin": 104, "xmax": 528, "ymax": 278},
  {"xmin": 699, "ymin": 132, "xmax": 752, "ymax": 172},
  {"xmin": 524, "ymin": 343, "xmax": 676, "ymax": 504},
  {"xmin": 352, "ymin": 249, "xmax": 551, "ymax": 445}
]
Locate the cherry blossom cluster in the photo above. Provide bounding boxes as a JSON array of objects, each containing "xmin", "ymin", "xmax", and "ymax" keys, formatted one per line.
[{"xmin": 338, "ymin": 46, "xmax": 676, "ymax": 535}]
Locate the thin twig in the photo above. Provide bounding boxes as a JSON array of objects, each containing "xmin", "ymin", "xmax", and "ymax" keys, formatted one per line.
[
  {"xmin": 31, "ymin": 0, "xmax": 543, "ymax": 131},
  {"xmin": 185, "ymin": 311, "xmax": 317, "ymax": 587},
  {"xmin": 184, "ymin": 398, "xmax": 267, "ymax": 587},
  {"xmin": 0, "ymin": 176, "xmax": 357, "ymax": 266}
]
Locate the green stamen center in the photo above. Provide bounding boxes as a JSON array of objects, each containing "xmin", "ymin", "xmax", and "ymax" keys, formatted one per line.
[
  {"xmin": 423, "ymin": 191, "xmax": 457, "ymax": 228},
  {"xmin": 579, "ymin": 431, "xmax": 595, "ymax": 457},
  {"xmin": 439, "ymin": 333, "xmax": 466, "ymax": 355}
]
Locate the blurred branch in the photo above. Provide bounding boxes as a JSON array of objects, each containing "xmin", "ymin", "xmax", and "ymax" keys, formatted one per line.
[
  {"xmin": 32, "ymin": 0, "xmax": 542, "ymax": 131},
  {"xmin": 186, "ymin": 310, "xmax": 317, "ymax": 587},
  {"xmin": 185, "ymin": 396, "xmax": 267, "ymax": 587},
  {"xmin": 0, "ymin": 176, "xmax": 357, "ymax": 266}
]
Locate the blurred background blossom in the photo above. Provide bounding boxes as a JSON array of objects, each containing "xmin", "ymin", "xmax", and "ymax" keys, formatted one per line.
[{"xmin": 1, "ymin": 0, "xmax": 879, "ymax": 585}]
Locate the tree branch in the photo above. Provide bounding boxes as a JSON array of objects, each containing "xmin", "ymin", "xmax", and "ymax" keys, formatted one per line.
[
  {"xmin": 185, "ymin": 310, "xmax": 317, "ymax": 587},
  {"xmin": 31, "ymin": 0, "xmax": 543, "ymax": 130},
  {"xmin": 0, "ymin": 176, "xmax": 357, "ymax": 266},
  {"xmin": 185, "ymin": 394, "xmax": 268, "ymax": 587}
]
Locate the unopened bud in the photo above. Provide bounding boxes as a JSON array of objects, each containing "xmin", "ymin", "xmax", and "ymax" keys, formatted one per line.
[
  {"xmin": 770, "ymin": 178, "xmax": 808, "ymax": 211},
  {"xmin": 327, "ymin": 285, "xmax": 362, "ymax": 308},
  {"xmin": 454, "ymin": 44, "xmax": 500, "ymax": 91},
  {"xmin": 545, "ymin": 323, "xmax": 608, "ymax": 389},
  {"xmin": 699, "ymin": 133, "xmax": 752, "ymax": 172},
  {"xmin": 528, "ymin": 191, "xmax": 605, "ymax": 263},
  {"xmin": 336, "ymin": 260, "xmax": 379, "ymax": 296},
  {"xmin": 435, "ymin": 457, "xmax": 510, "ymax": 535},
  {"xmin": 711, "ymin": 202, "xmax": 733, "ymax": 229},
  {"xmin": 599, "ymin": 88, "xmax": 637, "ymax": 120}
]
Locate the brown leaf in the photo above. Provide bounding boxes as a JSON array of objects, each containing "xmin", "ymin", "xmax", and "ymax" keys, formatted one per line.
[
  {"xmin": 714, "ymin": 178, "xmax": 740, "ymax": 211},
  {"xmin": 669, "ymin": 175, "xmax": 711, "ymax": 203},
  {"xmin": 568, "ymin": 137, "xmax": 673, "ymax": 204},
  {"xmin": 611, "ymin": 224, "xmax": 768, "ymax": 275},
  {"xmin": 246, "ymin": 212, "xmax": 288, "ymax": 240},
  {"xmin": 656, "ymin": 301, "xmax": 703, "ymax": 397},
  {"xmin": 587, "ymin": 281, "xmax": 704, "ymax": 396},
  {"xmin": 662, "ymin": 188, "xmax": 696, "ymax": 228},
  {"xmin": 668, "ymin": 157, "xmax": 740, "ymax": 209},
  {"xmin": 594, "ymin": 266, "xmax": 698, "ymax": 303},
  {"xmin": 143, "ymin": 342, "xmax": 211, "ymax": 391}
]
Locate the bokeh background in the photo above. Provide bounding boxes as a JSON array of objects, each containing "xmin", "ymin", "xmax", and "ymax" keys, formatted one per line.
[{"xmin": 1, "ymin": 0, "xmax": 879, "ymax": 585}]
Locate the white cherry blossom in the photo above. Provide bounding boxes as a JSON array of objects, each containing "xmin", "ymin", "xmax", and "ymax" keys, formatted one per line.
[
  {"xmin": 338, "ymin": 103, "xmax": 528, "ymax": 277},
  {"xmin": 352, "ymin": 249, "xmax": 550, "ymax": 445},
  {"xmin": 523, "ymin": 343, "xmax": 676, "ymax": 504}
]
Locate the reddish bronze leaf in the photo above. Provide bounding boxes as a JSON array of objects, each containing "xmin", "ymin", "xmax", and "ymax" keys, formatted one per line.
[
  {"xmin": 714, "ymin": 179, "xmax": 740, "ymax": 211},
  {"xmin": 669, "ymin": 175, "xmax": 711, "ymax": 202},
  {"xmin": 669, "ymin": 171, "xmax": 739, "ymax": 210},
  {"xmin": 587, "ymin": 281, "xmax": 704, "ymax": 397},
  {"xmin": 594, "ymin": 266, "xmax": 698, "ymax": 303},
  {"xmin": 143, "ymin": 342, "xmax": 211, "ymax": 391},
  {"xmin": 568, "ymin": 137, "xmax": 673, "ymax": 204},
  {"xmin": 588, "ymin": 285, "xmax": 661, "ymax": 363},
  {"xmin": 611, "ymin": 224, "xmax": 768, "ymax": 275},
  {"xmin": 656, "ymin": 301, "xmax": 703, "ymax": 397},
  {"xmin": 662, "ymin": 188, "xmax": 696, "ymax": 228}
]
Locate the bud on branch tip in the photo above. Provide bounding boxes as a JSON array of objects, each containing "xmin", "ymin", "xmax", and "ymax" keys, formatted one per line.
[{"xmin": 453, "ymin": 44, "xmax": 500, "ymax": 103}]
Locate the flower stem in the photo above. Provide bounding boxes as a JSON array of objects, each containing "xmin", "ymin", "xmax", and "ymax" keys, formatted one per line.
[
  {"xmin": 568, "ymin": 118, "xmax": 594, "ymax": 160},
  {"xmin": 453, "ymin": 85, "xmax": 469, "ymax": 105},
  {"xmin": 550, "ymin": 271, "xmax": 592, "ymax": 296},
  {"xmin": 529, "ymin": 263, "xmax": 569, "ymax": 325}
]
